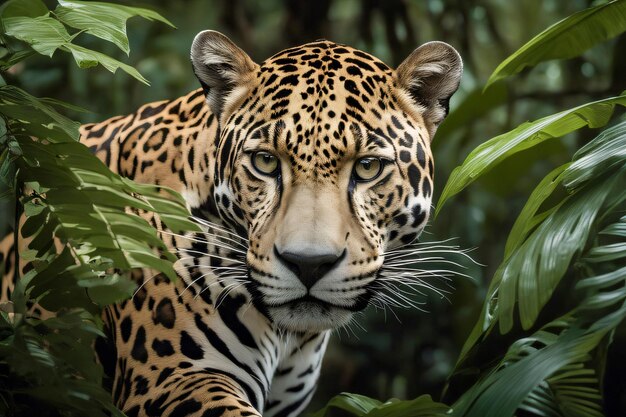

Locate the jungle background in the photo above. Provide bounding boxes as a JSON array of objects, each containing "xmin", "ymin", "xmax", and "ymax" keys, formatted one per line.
[{"xmin": 1, "ymin": 0, "xmax": 625, "ymax": 415}]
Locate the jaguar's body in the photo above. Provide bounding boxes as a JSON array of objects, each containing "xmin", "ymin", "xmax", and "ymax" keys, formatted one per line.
[{"xmin": 1, "ymin": 32, "xmax": 461, "ymax": 416}]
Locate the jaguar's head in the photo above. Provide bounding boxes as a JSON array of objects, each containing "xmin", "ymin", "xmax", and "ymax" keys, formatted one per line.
[{"xmin": 191, "ymin": 31, "xmax": 462, "ymax": 332}]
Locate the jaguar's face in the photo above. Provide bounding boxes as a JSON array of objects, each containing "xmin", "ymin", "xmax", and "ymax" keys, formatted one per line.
[{"xmin": 191, "ymin": 31, "xmax": 462, "ymax": 332}]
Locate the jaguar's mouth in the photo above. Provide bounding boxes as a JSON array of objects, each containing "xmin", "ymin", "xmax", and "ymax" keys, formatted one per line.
[
  {"xmin": 268, "ymin": 302, "xmax": 355, "ymax": 332},
  {"xmin": 245, "ymin": 261, "xmax": 378, "ymax": 331},
  {"xmin": 271, "ymin": 294, "xmax": 346, "ymax": 310},
  {"xmin": 262, "ymin": 289, "xmax": 375, "ymax": 332}
]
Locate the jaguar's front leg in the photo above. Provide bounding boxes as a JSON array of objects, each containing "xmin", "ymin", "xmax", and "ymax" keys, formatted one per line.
[
  {"xmin": 102, "ymin": 275, "xmax": 276, "ymax": 417},
  {"xmin": 132, "ymin": 369, "xmax": 262, "ymax": 417}
]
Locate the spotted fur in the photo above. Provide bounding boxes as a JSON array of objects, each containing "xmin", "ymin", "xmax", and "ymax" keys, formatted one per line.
[{"xmin": 1, "ymin": 31, "xmax": 461, "ymax": 416}]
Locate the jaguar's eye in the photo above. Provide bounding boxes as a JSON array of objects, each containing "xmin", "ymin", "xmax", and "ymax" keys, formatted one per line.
[
  {"xmin": 353, "ymin": 157, "xmax": 383, "ymax": 182},
  {"xmin": 252, "ymin": 151, "xmax": 280, "ymax": 176}
]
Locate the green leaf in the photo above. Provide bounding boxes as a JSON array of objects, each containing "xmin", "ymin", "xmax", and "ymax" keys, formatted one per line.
[
  {"xmin": 2, "ymin": 15, "xmax": 73, "ymax": 57},
  {"xmin": 599, "ymin": 215, "xmax": 626, "ymax": 237},
  {"xmin": 504, "ymin": 163, "xmax": 570, "ymax": 258},
  {"xmin": 453, "ymin": 122, "xmax": 626, "ymax": 368},
  {"xmin": 583, "ymin": 242, "xmax": 626, "ymax": 263},
  {"xmin": 14, "ymin": 136, "xmax": 190, "ymax": 283},
  {"xmin": 79, "ymin": 274, "xmax": 136, "ymax": 305},
  {"xmin": 437, "ymin": 93, "xmax": 626, "ymax": 214},
  {"xmin": 63, "ymin": 43, "xmax": 149, "ymax": 84},
  {"xmin": 38, "ymin": 97, "xmax": 88, "ymax": 113},
  {"xmin": 485, "ymin": 0, "xmax": 626, "ymax": 89},
  {"xmin": 0, "ymin": 115, "xmax": 6, "ymax": 139},
  {"xmin": 55, "ymin": 0, "xmax": 174, "ymax": 55},
  {"xmin": 498, "ymin": 167, "xmax": 623, "ymax": 333},
  {"xmin": 311, "ymin": 394, "xmax": 450, "ymax": 417},
  {"xmin": 563, "ymin": 120, "xmax": 626, "ymax": 191},
  {"xmin": 452, "ymin": 324, "xmax": 606, "ymax": 417},
  {"xmin": 0, "ymin": 50, "xmax": 36, "ymax": 71},
  {"xmin": 452, "ymin": 327, "xmax": 588, "ymax": 417},
  {"xmin": 311, "ymin": 393, "xmax": 383, "ymax": 417},
  {"xmin": 366, "ymin": 395, "xmax": 450, "ymax": 417},
  {"xmin": 0, "ymin": 84, "xmax": 80, "ymax": 141},
  {"xmin": 2, "ymin": 15, "xmax": 150, "ymax": 84}
]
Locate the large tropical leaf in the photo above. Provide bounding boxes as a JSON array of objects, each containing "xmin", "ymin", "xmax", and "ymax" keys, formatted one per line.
[
  {"xmin": 497, "ymin": 168, "xmax": 623, "ymax": 333},
  {"xmin": 1, "ymin": 85, "xmax": 198, "ymax": 286},
  {"xmin": 454, "ymin": 215, "xmax": 626, "ymax": 417},
  {"xmin": 0, "ymin": 2, "xmax": 180, "ymax": 415},
  {"xmin": 0, "ymin": 305, "xmax": 125, "ymax": 417},
  {"xmin": 310, "ymin": 393, "xmax": 383, "ymax": 417},
  {"xmin": 436, "ymin": 94, "xmax": 626, "ymax": 214},
  {"xmin": 55, "ymin": 0, "xmax": 174, "ymax": 55},
  {"xmin": 311, "ymin": 393, "xmax": 450, "ymax": 417},
  {"xmin": 563, "ymin": 119, "xmax": 626, "ymax": 191},
  {"xmin": 2, "ymin": 14, "xmax": 73, "ymax": 58},
  {"xmin": 63, "ymin": 43, "xmax": 149, "ymax": 84},
  {"xmin": 454, "ymin": 120, "xmax": 626, "ymax": 364},
  {"xmin": 0, "ymin": 1, "xmax": 163, "ymax": 85},
  {"xmin": 485, "ymin": 0, "xmax": 626, "ymax": 89},
  {"xmin": 0, "ymin": 84, "xmax": 80, "ymax": 141},
  {"xmin": 17, "ymin": 139, "xmax": 196, "ymax": 281},
  {"xmin": 503, "ymin": 163, "xmax": 569, "ymax": 258},
  {"xmin": 451, "ymin": 326, "xmax": 590, "ymax": 417},
  {"xmin": 520, "ymin": 365, "xmax": 603, "ymax": 417}
]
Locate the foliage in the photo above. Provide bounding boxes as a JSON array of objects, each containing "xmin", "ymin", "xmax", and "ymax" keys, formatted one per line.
[
  {"xmin": 448, "ymin": 121, "xmax": 625, "ymax": 417},
  {"xmin": 436, "ymin": 93, "xmax": 626, "ymax": 214},
  {"xmin": 314, "ymin": 1, "xmax": 626, "ymax": 416},
  {"xmin": 0, "ymin": 0, "xmax": 194, "ymax": 415},
  {"xmin": 310, "ymin": 393, "xmax": 450, "ymax": 417},
  {"xmin": 485, "ymin": 0, "xmax": 626, "ymax": 88},
  {"xmin": 1, "ymin": 0, "xmax": 174, "ymax": 84}
]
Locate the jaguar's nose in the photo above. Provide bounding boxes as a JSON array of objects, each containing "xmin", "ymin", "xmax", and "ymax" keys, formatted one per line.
[{"xmin": 274, "ymin": 246, "xmax": 346, "ymax": 289}]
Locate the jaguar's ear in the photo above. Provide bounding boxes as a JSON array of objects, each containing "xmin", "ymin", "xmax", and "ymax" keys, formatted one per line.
[
  {"xmin": 396, "ymin": 41, "xmax": 462, "ymax": 139},
  {"xmin": 191, "ymin": 30, "xmax": 258, "ymax": 118}
]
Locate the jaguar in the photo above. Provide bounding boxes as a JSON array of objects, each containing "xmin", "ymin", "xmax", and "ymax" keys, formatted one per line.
[{"xmin": 1, "ymin": 31, "xmax": 462, "ymax": 416}]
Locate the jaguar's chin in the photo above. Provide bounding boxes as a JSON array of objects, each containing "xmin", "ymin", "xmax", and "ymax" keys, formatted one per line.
[{"xmin": 269, "ymin": 299, "xmax": 355, "ymax": 332}]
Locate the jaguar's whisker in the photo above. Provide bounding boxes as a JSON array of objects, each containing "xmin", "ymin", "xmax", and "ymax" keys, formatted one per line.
[
  {"xmin": 173, "ymin": 237, "xmax": 248, "ymax": 255},
  {"xmin": 378, "ymin": 275, "xmax": 451, "ymax": 300},
  {"xmin": 190, "ymin": 265, "xmax": 248, "ymax": 274},
  {"xmin": 160, "ymin": 229, "xmax": 247, "ymax": 250},
  {"xmin": 215, "ymin": 282, "xmax": 247, "ymax": 309},
  {"xmin": 183, "ymin": 268, "xmax": 246, "ymax": 295},
  {"xmin": 380, "ymin": 266, "xmax": 471, "ymax": 280},
  {"xmin": 160, "ymin": 230, "xmax": 249, "ymax": 255},
  {"xmin": 195, "ymin": 278, "xmax": 245, "ymax": 301},
  {"xmin": 190, "ymin": 216, "xmax": 249, "ymax": 241},
  {"xmin": 174, "ymin": 260, "xmax": 247, "ymax": 274},
  {"xmin": 383, "ymin": 259, "xmax": 468, "ymax": 270},
  {"xmin": 192, "ymin": 231, "xmax": 249, "ymax": 251},
  {"xmin": 188, "ymin": 271, "xmax": 246, "ymax": 292},
  {"xmin": 176, "ymin": 248, "xmax": 246, "ymax": 264},
  {"xmin": 385, "ymin": 247, "xmax": 480, "ymax": 266},
  {"xmin": 384, "ymin": 247, "xmax": 474, "ymax": 259},
  {"xmin": 380, "ymin": 282, "xmax": 428, "ymax": 308}
]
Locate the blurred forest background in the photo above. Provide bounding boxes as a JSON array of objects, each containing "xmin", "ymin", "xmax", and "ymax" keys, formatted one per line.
[{"xmin": 2, "ymin": 0, "xmax": 625, "ymax": 413}]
